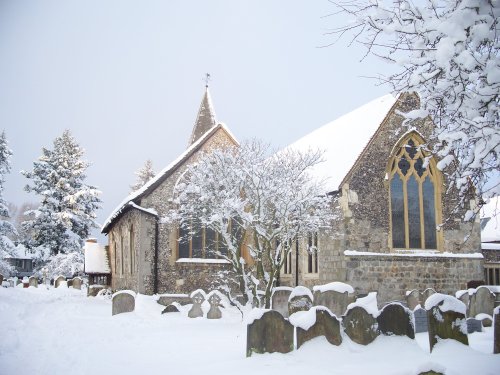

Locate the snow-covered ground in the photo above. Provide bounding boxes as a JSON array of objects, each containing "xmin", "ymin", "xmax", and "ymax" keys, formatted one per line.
[{"xmin": 1, "ymin": 286, "xmax": 499, "ymax": 375}]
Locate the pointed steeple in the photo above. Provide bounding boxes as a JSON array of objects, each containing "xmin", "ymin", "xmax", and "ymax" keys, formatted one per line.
[{"xmin": 189, "ymin": 86, "xmax": 217, "ymax": 146}]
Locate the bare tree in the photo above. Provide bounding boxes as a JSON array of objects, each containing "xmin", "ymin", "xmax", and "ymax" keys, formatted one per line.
[
  {"xmin": 166, "ymin": 140, "xmax": 333, "ymax": 307},
  {"xmin": 330, "ymin": 0, "xmax": 499, "ymax": 216}
]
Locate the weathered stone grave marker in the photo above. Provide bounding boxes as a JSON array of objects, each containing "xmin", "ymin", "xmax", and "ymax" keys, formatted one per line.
[
  {"xmin": 28, "ymin": 276, "xmax": 38, "ymax": 288},
  {"xmin": 112, "ymin": 291, "xmax": 136, "ymax": 316},
  {"xmin": 494, "ymin": 306, "xmax": 500, "ymax": 354},
  {"xmin": 313, "ymin": 282, "xmax": 354, "ymax": 317},
  {"xmin": 271, "ymin": 287, "xmax": 293, "ymax": 318},
  {"xmin": 377, "ymin": 303, "xmax": 414, "ymax": 339},
  {"xmin": 469, "ymin": 286, "xmax": 495, "ymax": 318},
  {"xmin": 188, "ymin": 290, "xmax": 205, "ymax": 318},
  {"xmin": 247, "ymin": 310, "xmax": 294, "ymax": 356},
  {"xmin": 421, "ymin": 288, "xmax": 436, "ymax": 304},
  {"xmin": 413, "ymin": 307, "xmax": 428, "ymax": 333},
  {"xmin": 161, "ymin": 304, "xmax": 180, "ymax": 314},
  {"xmin": 342, "ymin": 306, "xmax": 379, "ymax": 345},
  {"xmin": 294, "ymin": 307, "xmax": 342, "ymax": 349},
  {"xmin": 72, "ymin": 277, "xmax": 82, "ymax": 290},
  {"xmin": 406, "ymin": 289, "xmax": 421, "ymax": 311},
  {"xmin": 54, "ymin": 275, "xmax": 66, "ymax": 288},
  {"xmin": 207, "ymin": 292, "xmax": 222, "ymax": 319},
  {"xmin": 288, "ymin": 286, "xmax": 313, "ymax": 316},
  {"xmin": 425, "ymin": 294, "xmax": 468, "ymax": 352},
  {"xmin": 466, "ymin": 318, "xmax": 482, "ymax": 334}
]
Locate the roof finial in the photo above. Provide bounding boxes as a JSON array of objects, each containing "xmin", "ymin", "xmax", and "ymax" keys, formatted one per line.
[{"xmin": 204, "ymin": 73, "xmax": 211, "ymax": 88}]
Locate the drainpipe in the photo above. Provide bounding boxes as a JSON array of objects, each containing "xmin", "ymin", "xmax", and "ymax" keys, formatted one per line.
[
  {"xmin": 295, "ymin": 238, "xmax": 299, "ymax": 286},
  {"xmin": 153, "ymin": 218, "xmax": 159, "ymax": 294}
]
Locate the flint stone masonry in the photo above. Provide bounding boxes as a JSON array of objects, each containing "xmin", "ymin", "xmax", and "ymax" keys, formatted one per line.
[
  {"xmin": 54, "ymin": 276, "xmax": 66, "ymax": 288},
  {"xmin": 377, "ymin": 303, "xmax": 414, "ymax": 339},
  {"xmin": 271, "ymin": 287, "xmax": 293, "ymax": 318},
  {"xmin": 296, "ymin": 309, "xmax": 342, "ymax": 349},
  {"xmin": 414, "ymin": 308, "xmax": 428, "ymax": 333},
  {"xmin": 313, "ymin": 290, "xmax": 350, "ymax": 317},
  {"xmin": 334, "ymin": 253, "xmax": 483, "ymax": 305},
  {"xmin": 469, "ymin": 286, "xmax": 495, "ymax": 318},
  {"xmin": 188, "ymin": 291, "xmax": 205, "ymax": 318},
  {"xmin": 28, "ymin": 276, "xmax": 38, "ymax": 288},
  {"xmin": 466, "ymin": 318, "xmax": 482, "ymax": 334},
  {"xmin": 342, "ymin": 306, "xmax": 379, "ymax": 345},
  {"xmin": 246, "ymin": 310, "xmax": 294, "ymax": 357},
  {"xmin": 427, "ymin": 300, "xmax": 468, "ymax": 352},
  {"xmin": 112, "ymin": 291, "xmax": 136, "ymax": 316}
]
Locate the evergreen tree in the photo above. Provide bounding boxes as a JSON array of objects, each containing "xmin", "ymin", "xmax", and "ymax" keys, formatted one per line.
[
  {"xmin": 131, "ymin": 159, "xmax": 156, "ymax": 192},
  {"xmin": 0, "ymin": 131, "xmax": 16, "ymax": 276},
  {"xmin": 22, "ymin": 130, "xmax": 101, "ymax": 259}
]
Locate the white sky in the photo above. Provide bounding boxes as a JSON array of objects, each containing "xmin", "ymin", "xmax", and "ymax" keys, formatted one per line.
[{"xmin": 0, "ymin": 0, "xmax": 395, "ymax": 240}]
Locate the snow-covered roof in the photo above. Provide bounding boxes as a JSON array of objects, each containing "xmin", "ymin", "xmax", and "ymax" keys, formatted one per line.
[
  {"xmin": 84, "ymin": 241, "xmax": 110, "ymax": 274},
  {"xmin": 5, "ymin": 244, "xmax": 33, "ymax": 260},
  {"xmin": 285, "ymin": 94, "xmax": 397, "ymax": 192},
  {"xmin": 102, "ymin": 122, "xmax": 238, "ymax": 233},
  {"xmin": 481, "ymin": 196, "xmax": 499, "ymax": 243}
]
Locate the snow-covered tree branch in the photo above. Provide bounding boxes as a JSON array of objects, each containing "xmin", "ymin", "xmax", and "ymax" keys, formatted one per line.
[
  {"xmin": 131, "ymin": 159, "xmax": 156, "ymax": 192},
  {"xmin": 165, "ymin": 140, "xmax": 333, "ymax": 307},
  {"xmin": 330, "ymin": 0, "xmax": 499, "ymax": 211}
]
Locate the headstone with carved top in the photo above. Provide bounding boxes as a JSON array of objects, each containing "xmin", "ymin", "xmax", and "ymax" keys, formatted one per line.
[{"xmin": 188, "ymin": 291, "xmax": 205, "ymax": 318}]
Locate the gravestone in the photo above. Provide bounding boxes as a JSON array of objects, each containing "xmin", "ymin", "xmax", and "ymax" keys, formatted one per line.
[
  {"xmin": 494, "ymin": 308, "xmax": 500, "ymax": 354},
  {"xmin": 457, "ymin": 292, "xmax": 470, "ymax": 317},
  {"xmin": 67, "ymin": 279, "xmax": 73, "ymax": 288},
  {"xmin": 1, "ymin": 280, "xmax": 8, "ymax": 288},
  {"xmin": 414, "ymin": 308, "xmax": 428, "ymax": 333},
  {"xmin": 313, "ymin": 290, "xmax": 349, "ymax": 317},
  {"xmin": 406, "ymin": 289, "xmax": 421, "ymax": 311},
  {"xmin": 88, "ymin": 285, "xmax": 104, "ymax": 297},
  {"xmin": 421, "ymin": 288, "xmax": 436, "ymax": 304},
  {"xmin": 28, "ymin": 276, "xmax": 38, "ymax": 288},
  {"xmin": 271, "ymin": 287, "xmax": 293, "ymax": 318},
  {"xmin": 288, "ymin": 286, "xmax": 313, "ymax": 316},
  {"xmin": 296, "ymin": 308, "xmax": 342, "ymax": 349},
  {"xmin": 342, "ymin": 306, "xmax": 379, "ymax": 345},
  {"xmin": 247, "ymin": 310, "xmax": 294, "ymax": 356},
  {"xmin": 72, "ymin": 277, "xmax": 82, "ymax": 290},
  {"xmin": 22, "ymin": 277, "xmax": 29, "ymax": 288},
  {"xmin": 161, "ymin": 304, "xmax": 180, "ymax": 314},
  {"xmin": 207, "ymin": 292, "xmax": 222, "ymax": 319},
  {"xmin": 188, "ymin": 291, "xmax": 205, "ymax": 318},
  {"xmin": 377, "ymin": 303, "xmax": 414, "ymax": 339},
  {"xmin": 466, "ymin": 318, "xmax": 482, "ymax": 334},
  {"xmin": 54, "ymin": 276, "xmax": 66, "ymax": 288},
  {"xmin": 0, "ymin": 274, "xmax": 3, "ymax": 284},
  {"xmin": 469, "ymin": 286, "xmax": 495, "ymax": 318},
  {"xmin": 112, "ymin": 291, "xmax": 136, "ymax": 316},
  {"xmin": 426, "ymin": 295, "xmax": 468, "ymax": 352}
]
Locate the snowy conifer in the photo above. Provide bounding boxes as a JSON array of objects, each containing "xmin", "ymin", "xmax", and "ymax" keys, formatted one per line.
[
  {"xmin": 0, "ymin": 131, "xmax": 16, "ymax": 275},
  {"xmin": 131, "ymin": 159, "xmax": 156, "ymax": 192},
  {"xmin": 22, "ymin": 130, "xmax": 101, "ymax": 260}
]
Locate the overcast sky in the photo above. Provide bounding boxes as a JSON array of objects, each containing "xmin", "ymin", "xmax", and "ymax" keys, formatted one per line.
[{"xmin": 0, "ymin": 0, "xmax": 395, "ymax": 240}]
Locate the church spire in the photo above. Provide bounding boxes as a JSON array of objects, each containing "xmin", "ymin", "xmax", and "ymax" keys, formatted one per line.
[{"xmin": 189, "ymin": 77, "xmax": 217, "ymax": 146}]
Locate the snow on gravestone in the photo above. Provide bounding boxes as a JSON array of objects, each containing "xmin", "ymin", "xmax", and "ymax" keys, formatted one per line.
[
  {"xmin": 420, "ymin": 288, "xmax": 436, "ymax": 304},
  {"xmin": 54, "ymin": 276, "xmax": 66, "ymax": 288},
  {"xmin": 188, "ymin": 290, "xmax": 206, "ymax": 318},
  {"xmin": 112, "ymin": 291, "xmax": 136, "ymax": 316},
  {"xmin": 406, "ymin": 289, "xmax": 421, "ymax": 311},
  {"xmin": 425, "ymin": 293, "xmax": 468, "ymax": 352},
  {"xmin": 377, "ymin": 303, "xmax": 414, "ymax": 339},
  {"xmin": 288, "ymin": 286, "xmax": 313, "ymax": 316},
  {"xmin": 469, "ymin": 286, "xmax": 495, "ymax": 318},
  {"xmin": 456, "ymin": 290, "xmax": 471, "ymax": 317},
  {"xmin": 290, "ymin": 307, "xmax": 342, "ymax": 349},
  {"xmin": 246, "ymin": 309, "xmax": 294, "ymax": 357},
  {"xmin": 313, "ymin": 282, "xmax": 354, "ymax": 317},
  {"xmin": 342, "ymin": 293, "xmax": 380, "ymax": 345},
  {"xmin": 28, "ymin": 276, "xmax": 38, "ymax": 288},
  {"xmin": 271, "ymin": 287, "xmax": 293, "ymax": 318}
]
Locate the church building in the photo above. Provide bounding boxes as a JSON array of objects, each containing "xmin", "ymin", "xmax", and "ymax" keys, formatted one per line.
[{"xmin": 102, "ymin": 88, "xmax": 484, "ymax": 303}]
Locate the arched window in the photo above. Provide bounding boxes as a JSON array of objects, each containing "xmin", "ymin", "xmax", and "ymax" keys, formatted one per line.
[{"xmin": 388, "ymin": 134, "xmax": 441, "ymax": 250}]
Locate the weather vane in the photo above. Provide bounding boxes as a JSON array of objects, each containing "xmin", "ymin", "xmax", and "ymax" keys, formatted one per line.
[{"xmin": 204, "ymin": 73, "xmax": 211, "ymax": 88}]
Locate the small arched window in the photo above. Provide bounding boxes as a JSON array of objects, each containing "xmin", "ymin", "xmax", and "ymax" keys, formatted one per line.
[{"xmin": 388, "ymin": 134, "xmax": 441, "ymax": 250}]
